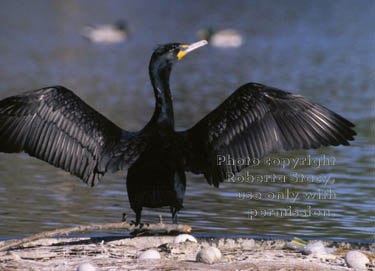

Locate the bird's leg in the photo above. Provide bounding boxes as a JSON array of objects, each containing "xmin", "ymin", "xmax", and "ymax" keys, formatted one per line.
[
  {"xmin": 170, "ymin": 207, "xmax": 178, "ymax": 224},
  {"xmin": 135, "ymin": 208, "xmax": 144, "ymax": 228},
  {"xmin": 131, "ymin": 208, "xmax": 144, "ymax": 228},
  {"xmin": 122, "ymin": 213, "xmax": 127, "ymax": 222}
]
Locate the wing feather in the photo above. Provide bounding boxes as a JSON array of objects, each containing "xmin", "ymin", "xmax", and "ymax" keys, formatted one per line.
[
  {"xmin": 0, "ymin": 86, "xmax": 146, "ymax": 186},
  {"xmin": 179, "ymin": 82, "xmax": 356, "ymax": 186}
]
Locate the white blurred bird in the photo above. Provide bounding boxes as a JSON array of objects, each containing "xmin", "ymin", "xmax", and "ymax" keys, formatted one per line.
[
  {"xmin": 197, "ymin": 28, "xmax": 243, "ymax": 48},
  {"xmin": 82, "ymin": 20, "xmax": 128, "ymax": 44}
]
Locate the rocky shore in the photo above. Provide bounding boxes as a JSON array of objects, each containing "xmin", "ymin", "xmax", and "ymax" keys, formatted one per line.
[{"xmin": 0, "ymin": 235, "xmax": 374, "ymax": 270}]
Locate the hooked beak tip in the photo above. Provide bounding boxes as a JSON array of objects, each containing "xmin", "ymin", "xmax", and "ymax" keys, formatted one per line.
[{"xmin": 178, "ymin": 40, "xmax": 208, "ymax": 59}]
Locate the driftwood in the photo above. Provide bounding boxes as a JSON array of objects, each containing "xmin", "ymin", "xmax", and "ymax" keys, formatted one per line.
[{"xmin": 0, "ymin": 220, "xmax": 192, "ymax": 252}]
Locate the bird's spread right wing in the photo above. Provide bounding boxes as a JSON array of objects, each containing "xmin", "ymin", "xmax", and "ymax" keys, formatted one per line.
[
  {"xmin": 179, "ymin": 82, "xmax": 356, "ymax": 187},
  {"xmin": 0, "ymin": 86, "xmax": 147, "ymax": 186}
]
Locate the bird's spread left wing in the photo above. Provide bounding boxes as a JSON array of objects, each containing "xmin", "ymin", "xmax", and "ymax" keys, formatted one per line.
[
  {"xmin": 179, "ymin": 82, "xmax": 356, "ymax": 187},
  {"xmin": 0, "ymin": 86, "xmax": 146, "ymax": 186}
]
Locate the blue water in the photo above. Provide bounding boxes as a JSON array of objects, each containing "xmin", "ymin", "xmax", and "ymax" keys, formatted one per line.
[{"xmin": 0, "ymin": 0, "xmax": 374, "ymax": 240}]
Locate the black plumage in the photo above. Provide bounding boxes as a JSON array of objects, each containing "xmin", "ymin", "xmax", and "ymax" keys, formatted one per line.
[{"xmin": 0, "ymin": 40, "xmax": 356, "ymax": 224}]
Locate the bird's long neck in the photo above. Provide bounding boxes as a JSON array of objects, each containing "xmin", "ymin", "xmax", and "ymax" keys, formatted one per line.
[{"xmin": 148, "ymin": 61, "xmax": 175, "ymax": 130}]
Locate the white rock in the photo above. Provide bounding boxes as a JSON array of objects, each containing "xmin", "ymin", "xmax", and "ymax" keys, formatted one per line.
[
  {"xmin": 303, "ymin": 241, "xmax": 327, "ymax": 255},
  {"xmin": 196, "ymin": 248, "xmax": 216, "ymax": 264},
  {"xmin": 138, "ymin": 249, "xmax": 161, "ymax": 260},
  {"xmin": 241, "ymin": 239, "xmax": 255, "ymax": 250},
  {"xmin": 76, "ymin": 263, "xmax": 96, "ymax": 271},
  {"xmin": 196, "ymin": 247, "xmax": 222, "ymax": 264},
  {"xmin": 345, "ymin": 250, "xmax": 369, "ymax": 271},
  {"xmin": 210, "ymin": 246, "xmax": 222, "ymax": 260},
  {"xmin": 174, "ymin": 234, "xmax": 197, "ymax": 243},
  {"xmin": 225, "ymin": 239, "xmax": 236, "ymax": 248},
  {"xmin": 217, "ymin": 239, "xmax": 225, "ymax": 248}
]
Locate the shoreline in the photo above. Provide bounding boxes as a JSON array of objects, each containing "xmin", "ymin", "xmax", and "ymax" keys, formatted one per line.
[{"xmin": 1, "ymin": 235, "xmax": 373, "ymax": 270}]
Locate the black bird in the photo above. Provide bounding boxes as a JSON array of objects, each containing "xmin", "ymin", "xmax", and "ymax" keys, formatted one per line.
[{"xmin": 0, "ymin": 40, "xmax": 356, "ymax": 225}]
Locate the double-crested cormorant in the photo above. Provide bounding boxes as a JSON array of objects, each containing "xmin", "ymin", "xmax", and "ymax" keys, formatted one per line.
[{"xmin": 0, "ymin": 40, "xmax": 356, "ymax": 224}]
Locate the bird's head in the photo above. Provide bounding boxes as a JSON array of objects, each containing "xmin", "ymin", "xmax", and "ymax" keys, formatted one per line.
[{"xmin": 150, "ymin": 40, "xmax": 208, "ymax": 68}]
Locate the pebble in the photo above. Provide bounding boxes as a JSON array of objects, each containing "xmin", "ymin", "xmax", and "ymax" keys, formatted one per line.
[
  {"xmin": 303, "ymin": 241, "xmax": 327, "ymax": 255},
  {"xmin": 138, "ymin": 249, "xmax": 161, "ymax": 260},
  {"xmin": 196, "ymin": 247, "xmax": 222, "ymax": 264},
  {"xmin": 345, "ymin": 250, "xmax": 369, "ymax": 271},
  {"xmin": 225, "ymin": 239, "xmax": 236, "ymax": 249},
  {"xmin": 240, "ymin": 239, "xmax": 255, "ymax": 250},
  {"xmin": 174, "ymin": 234, "xmax": 197, "ymax": 243},
  {"xmin": 210, "ymin": 246, "xmax": 222, "ymax": 259},
  {"xmin": 76, "ymin": 263, "xmax": 96, "ymax": 271}
]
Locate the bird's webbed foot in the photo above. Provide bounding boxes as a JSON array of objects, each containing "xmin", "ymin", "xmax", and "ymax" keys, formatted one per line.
[
  {"xmin": 129, "ymin": 208, "xmax": 146, "ymax": 228},
  {"xmin": 130, "ymin": 220, "xmax": 145, "ymax": 229}
]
